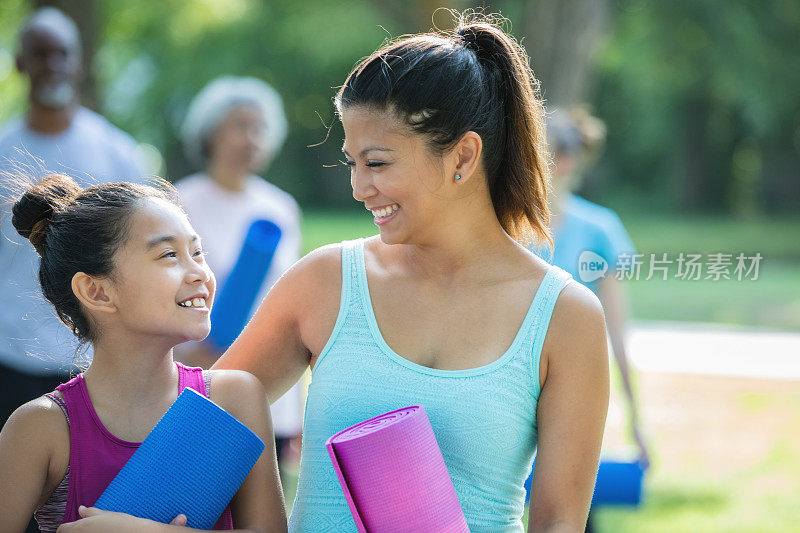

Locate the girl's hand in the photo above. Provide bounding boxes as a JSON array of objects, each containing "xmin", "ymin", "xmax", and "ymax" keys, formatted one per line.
[{"xmin": 55, "ymin": 505, "xmax": 188, "ymax": 532}]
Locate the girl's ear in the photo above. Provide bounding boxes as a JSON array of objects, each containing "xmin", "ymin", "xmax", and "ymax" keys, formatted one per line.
[{"xmin": 71, "ymin": 273, "xmax": 117, "ymax": 314}]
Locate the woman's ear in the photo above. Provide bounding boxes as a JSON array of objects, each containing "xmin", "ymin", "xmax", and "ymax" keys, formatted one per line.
[
  {"xmin": 71, "ymin": 273, "xmax": 117, "ymax": 314},
  {"xmin": 452, "ymin": 131, "xmax": 483, "ymax": 184}
]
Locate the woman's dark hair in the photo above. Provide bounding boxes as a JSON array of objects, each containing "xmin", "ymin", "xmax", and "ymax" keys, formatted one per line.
[
  {"xmin": 335, "ymin": 12, "xmax": 551, "ymax": 248},
  {"xmin": 11, "ymin": 174, "xmax": 179, "ymax": 345}
]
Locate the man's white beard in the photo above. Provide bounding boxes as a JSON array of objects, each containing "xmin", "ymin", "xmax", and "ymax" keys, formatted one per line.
[{"xmin": 35, "ymin": 81, "xmax": 75, "ymax": 108}]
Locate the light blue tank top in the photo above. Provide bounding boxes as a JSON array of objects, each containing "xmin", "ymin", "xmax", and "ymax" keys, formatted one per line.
[{"xmin": 288, "ymin": 239, "xmax": 574, "ymax": 532}]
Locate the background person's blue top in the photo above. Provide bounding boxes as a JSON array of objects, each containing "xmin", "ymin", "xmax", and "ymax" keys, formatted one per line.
[{"xmin": 531, "ymin": 194, "xmax": 637, "ymax": 293}]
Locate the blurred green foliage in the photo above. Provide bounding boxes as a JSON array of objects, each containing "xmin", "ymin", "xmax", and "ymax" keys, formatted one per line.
[
  {"xmin": 1, "ymin": 0, "xmax": 798, "ymax": 213},
  {"xmin": 592, "ymin": 0, "xmax": 800, "ymax": 216}
]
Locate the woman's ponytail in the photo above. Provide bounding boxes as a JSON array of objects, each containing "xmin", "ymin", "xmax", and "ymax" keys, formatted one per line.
[{"xmin": 457, "ymin": 20, "xmax": 551, "ymax": 249}]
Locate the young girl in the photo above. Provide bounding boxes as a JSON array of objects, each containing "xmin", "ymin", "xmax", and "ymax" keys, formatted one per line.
[
  {"xmin": 0, "ymin": 175, "xmax": 287, "ymax": 532},
  {"xmin": 213, "ymin": 13, "xmax": 609, "ymax": 533}
]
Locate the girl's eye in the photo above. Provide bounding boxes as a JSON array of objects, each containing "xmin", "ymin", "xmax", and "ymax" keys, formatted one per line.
[
  {"xmin": 160, "ymin": 251, "xmax": 177, "ymax": 259},
  {"xmin": 194, "ymin": 249, "xmax": 206, "ymax": 258}
]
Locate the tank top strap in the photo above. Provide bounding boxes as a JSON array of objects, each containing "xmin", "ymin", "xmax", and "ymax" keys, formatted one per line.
[
  {"xmin": 176, "ymin": 362, "xmax": 208, "ymax": 398},
  {"xmin": 340, "ymin": 238, "xmax": 361, "ymax": 298},
  {"xmin": 55, "ymin": 375, "xmax": 93, "ymax": 438},
  {"xmin": 525, "ymin": 266, "xmax": 574, "ymax": 396}
]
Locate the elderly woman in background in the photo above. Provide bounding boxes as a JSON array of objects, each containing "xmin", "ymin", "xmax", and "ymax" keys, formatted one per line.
[{"xmin": 175, "ymin": 76, "xmax": 304, "ymax": 468}]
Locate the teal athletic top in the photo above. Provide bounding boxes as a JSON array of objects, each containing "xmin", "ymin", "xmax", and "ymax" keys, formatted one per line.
[{"xmin": 288, "ymin": 239, "xmax": 574, "ymax": 532}]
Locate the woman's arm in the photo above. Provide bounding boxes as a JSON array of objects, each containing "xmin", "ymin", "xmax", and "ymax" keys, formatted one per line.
[
  {"xmin": 528, "ymin": 283, "xmax": 610, "ymax": 533},
  {"xmin": 0, "ymin": 398, "xmax": 65, "ymax": 533},
  {"xmin": 212, "ymin": 244, "xmax": 342, "ymax": 402}
]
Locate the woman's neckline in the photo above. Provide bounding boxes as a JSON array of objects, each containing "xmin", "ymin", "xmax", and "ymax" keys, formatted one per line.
[{"xmin": 355, "ymin": 238, "xmax": 554, "ymax": 377}]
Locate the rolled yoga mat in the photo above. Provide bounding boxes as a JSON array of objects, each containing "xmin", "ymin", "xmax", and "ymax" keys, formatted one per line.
[
  {"xmin": 326, "ymin": 405, "xmax": 469, "ymax": 533},
  {"xmin": 94, "ymin": 388, "xmax": 265, "ymax": 528},
  {"xmin": 524, "ymin": 456, "xmax": 647, "ymax": 506},
  {"xmin": 208, "ymin": 219, "xmax": 282, "ymax": 350}
]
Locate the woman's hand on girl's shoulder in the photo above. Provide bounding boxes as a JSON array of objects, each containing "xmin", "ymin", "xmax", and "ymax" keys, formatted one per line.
[
  {"xmin": 212, "ymin": 243, "xmax": 343, "ymax": 402},
  {"xmin": 0, "ymin": 396, "xmax": 69, "ymax": 533}
]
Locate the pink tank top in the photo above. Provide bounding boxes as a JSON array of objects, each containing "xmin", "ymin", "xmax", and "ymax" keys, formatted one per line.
[{"xmin": 49, "ymin": 362, "xmax": 233, "ymax": 529}]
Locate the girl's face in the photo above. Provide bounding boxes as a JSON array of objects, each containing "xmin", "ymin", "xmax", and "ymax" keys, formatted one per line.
[
  {"xmin": 341, "ymin": 106, "xmax": 450, "ymax": 245},
  {"xmin": 209, "ymin": 104, "xmax": 268, "ymax": 172},
  {"xmin": 108, "ymin": 198, "xmax": 216, "ymax": 345}
]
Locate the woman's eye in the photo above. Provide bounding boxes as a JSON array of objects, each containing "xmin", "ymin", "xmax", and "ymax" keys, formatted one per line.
[
  {"xmin": 194, "ymin": 249, "xmax": 206, "ymax": 258},
  {"xmin": 366, "ymin": 161, "xmax": 385, "ymax": 168},
  {"xmin": 341, "ymin": 159, "xmax": 356, "ymax": 167},
  {"xmin": 160, "ymin": 251, "xmax": 177, "ymax": 259}
]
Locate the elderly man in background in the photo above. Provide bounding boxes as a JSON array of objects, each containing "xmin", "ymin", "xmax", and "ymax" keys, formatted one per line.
[{"xmin": 0, "ymin": 7, "xmax": 145, "ymax": 434}]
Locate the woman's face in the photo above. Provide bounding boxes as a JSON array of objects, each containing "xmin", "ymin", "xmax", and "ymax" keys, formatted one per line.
[
  {"xmin": 208, "ymin": 104, "xmax": 268, "ymax": 172},
  {"xmin": 105, "ymin": 198, "xmax": 216, "ymax": 345},
  {"xmin": 341, "ymin": 106, "xmax": 451, "ymax": 245}
]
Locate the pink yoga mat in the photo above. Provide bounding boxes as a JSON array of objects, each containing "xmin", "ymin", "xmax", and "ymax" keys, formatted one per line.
[{"xmin": 326, "ymin": 406, "xmax": 469, "ymax": 533}]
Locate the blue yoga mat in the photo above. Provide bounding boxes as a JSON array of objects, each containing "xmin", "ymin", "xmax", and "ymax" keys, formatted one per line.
[
  {"xmin": 208, "ymin": 219, "xmax": 282, "ymax": 350},
  {"xmin": 524, "ymin": 457, "xmax": 646, "ymax": 506},
  {"xmin": 94, "ymin": 388, "xmax": 265, "ymax": 528}
]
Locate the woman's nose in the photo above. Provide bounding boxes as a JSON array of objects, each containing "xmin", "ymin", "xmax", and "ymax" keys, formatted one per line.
[{"xmin": 351, "ymin": 167, "xmax": 377, "ymax": 202}]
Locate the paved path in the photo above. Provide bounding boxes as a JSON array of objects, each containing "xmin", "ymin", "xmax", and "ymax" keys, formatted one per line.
[{"xmin": 626, "ymin": 321, "xmax": 800, "ymax": 380}]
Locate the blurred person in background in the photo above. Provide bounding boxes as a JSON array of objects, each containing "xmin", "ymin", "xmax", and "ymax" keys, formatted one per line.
[
  {"xmin": 0, "ymin": 7, "xmax": 144, "ymax": 428},
  {"xmin": 175, "ymin": 76, "xmax": 304, "ymax": 470},
  {"xmin": 0, "ymin": 9, "xmax": 145, "ymax": 532},
  {"xmin": 532, "ymin": 107, "xmax": 650, "ymax": 532}
]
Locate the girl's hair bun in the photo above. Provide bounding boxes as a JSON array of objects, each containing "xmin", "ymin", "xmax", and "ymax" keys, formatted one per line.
[{"xmin": 12, "ymin": 174, "xmax": 82, "ymax": 255}]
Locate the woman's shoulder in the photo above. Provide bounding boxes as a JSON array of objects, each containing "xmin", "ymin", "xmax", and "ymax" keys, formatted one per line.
[
  {"xmin": 272, "ymin": 242, "xmax": 344, "ymax": 296},
  {"xmin": 540, "ymin": 274, "xmax": 607, "ymax": 380}
]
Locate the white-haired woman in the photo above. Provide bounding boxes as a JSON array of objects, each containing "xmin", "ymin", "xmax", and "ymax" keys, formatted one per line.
[{"xmin": 175, "ymin": 76, "xmax": 304, "ymax": 469}]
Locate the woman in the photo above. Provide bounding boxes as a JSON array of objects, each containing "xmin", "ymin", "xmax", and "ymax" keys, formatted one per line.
[
  {"xmin": 215, "ymin": 14, "xmax": 610, "ymax": 532},
  {"xmin": 176, "ymin": 77, "xmax": 304, "ymax": 464}
]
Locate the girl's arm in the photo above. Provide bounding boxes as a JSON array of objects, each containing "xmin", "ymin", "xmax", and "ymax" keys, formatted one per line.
[
  {"xmin": 212, "ymin": 244, "xmax": 343, "ymax": 401},
  {"xmin": 211, "ymin": 369, "xmax": 287, "ymax": 532},
  {"xmin": 528, "ymin": 283, "xmax": 610, "ymax": 533},
  {"xmin": 58, "ymin": 370, "xmax": 287, "ymax": 533},
  {"xmin": 0, "ymin": 397, "xmax": 65, "ymax": 533}
]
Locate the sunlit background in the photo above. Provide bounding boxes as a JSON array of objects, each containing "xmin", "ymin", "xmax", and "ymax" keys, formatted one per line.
[{"xmin": 1, "ymin": 1, "xmax": 799, "ymax": 531}]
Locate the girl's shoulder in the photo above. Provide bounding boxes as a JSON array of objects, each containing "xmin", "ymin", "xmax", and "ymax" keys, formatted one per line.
[
  {"xmin": 0, "ymin": 394, "xmax": 71, "ymax": 483},
  {"xmin": 203, "ymin": 369, "xmax": 268, "ymax": 419},
  {"xmin": 2, "ymin": 394, "xmax": 70, "ymax": 444}
]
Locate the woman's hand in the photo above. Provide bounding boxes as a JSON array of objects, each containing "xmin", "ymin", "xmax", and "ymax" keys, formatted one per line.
[{"xmin": 55, "ymin": 506, "xmax": 188, "ymax": 532}]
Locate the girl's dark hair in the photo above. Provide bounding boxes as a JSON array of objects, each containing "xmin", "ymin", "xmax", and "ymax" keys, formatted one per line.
[
  {"xmin": 11, "ymin": 174, "xmax": 179, "ymax": 344},
  {"xmin": 335, "ymin": 12, "xmax": 551, "ymax": 248}
]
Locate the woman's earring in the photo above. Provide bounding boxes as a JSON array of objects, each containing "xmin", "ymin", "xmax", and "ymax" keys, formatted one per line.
[{"xmin": 455, "ymin": 174, "xmax": 462, "ymax": 181}]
